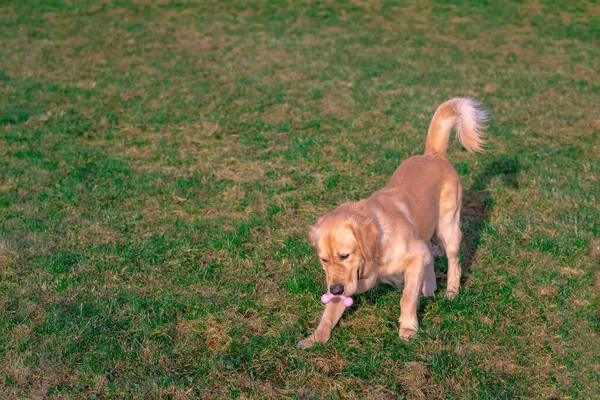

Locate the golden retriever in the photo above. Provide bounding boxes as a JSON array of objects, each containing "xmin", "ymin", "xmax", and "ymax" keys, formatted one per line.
[{"xmin": 298, "ymin": 97, "xmax": 487, "ymax": 349}]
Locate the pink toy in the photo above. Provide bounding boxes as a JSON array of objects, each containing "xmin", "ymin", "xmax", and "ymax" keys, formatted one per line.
[{"xmin": 321, "ymin": 293, "xmax": 353, "ymax": 307}]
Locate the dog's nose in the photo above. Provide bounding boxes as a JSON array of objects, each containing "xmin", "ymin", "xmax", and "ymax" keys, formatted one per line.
[{"xmin": 329, "ymin": 284, "xmax": 344, "ymax": 295}]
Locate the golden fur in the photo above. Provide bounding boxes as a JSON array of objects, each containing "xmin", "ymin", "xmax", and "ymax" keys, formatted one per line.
[{"xmin": 298, "ymin": 98, "xmax": 488, "ymax": 349}]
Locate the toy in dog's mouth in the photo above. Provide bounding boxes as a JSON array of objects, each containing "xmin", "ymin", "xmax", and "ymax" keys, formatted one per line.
[{"xmin": 321, "ymin": 293, "xmax": 353, "ymax": 307}]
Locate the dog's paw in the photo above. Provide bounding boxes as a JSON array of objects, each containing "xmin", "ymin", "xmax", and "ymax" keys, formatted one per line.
[
  {"xmin": 399, "ymin": 328, "xmax": 418, "ymax": 340},
  {"xmin": 298, "ymin": 328, "xmax": 331, "ymax": 349},
  {"xmin": 444, "ymin": 289, "xmax": 459, "ymax": 300},
  {"xmin": 297, "ymin": 337, "xmax": 315, "ymax": 349}
]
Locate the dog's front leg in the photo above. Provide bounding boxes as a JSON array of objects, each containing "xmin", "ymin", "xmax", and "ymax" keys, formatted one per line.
[
  {"xmin": 297, "ymin": 297, "xmax": 345, "ymax": 349},
  {"xmin": 399, "ymin": 249, "xmax": 432, "ymax": 339}
]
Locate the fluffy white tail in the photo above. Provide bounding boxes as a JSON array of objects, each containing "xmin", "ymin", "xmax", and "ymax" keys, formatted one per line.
[{"xmin": 424, "ymin": 98, "xmax": 488, "ymax": 155}]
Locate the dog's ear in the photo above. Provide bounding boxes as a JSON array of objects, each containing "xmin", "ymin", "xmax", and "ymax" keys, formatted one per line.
[
  {"xmin": 307, "ymin": 224, "xmax": 317, "ymax": 246},
  {"xmin": 352, "ymin": 219, "xmax": 378, "ymax": 263}
]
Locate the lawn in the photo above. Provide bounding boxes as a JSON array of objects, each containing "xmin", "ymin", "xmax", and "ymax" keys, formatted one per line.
[{"xmin": 1, "ymin": 0, "xmax": 599, "ymax": 398}]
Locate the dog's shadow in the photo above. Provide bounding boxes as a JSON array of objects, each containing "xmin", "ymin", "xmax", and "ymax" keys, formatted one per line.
[
  {"xmin": 455, "ymin": 155, "xmax": 521, "ymax": 280},
  {"xmin": 351, "ymin": 155, "xmax": 521, "ymax": 310}
]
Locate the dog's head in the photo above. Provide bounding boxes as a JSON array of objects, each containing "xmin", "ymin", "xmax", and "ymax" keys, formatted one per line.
[{"xmin": 308, "ymin": 210, "xmax": 378, "ymax": 296}]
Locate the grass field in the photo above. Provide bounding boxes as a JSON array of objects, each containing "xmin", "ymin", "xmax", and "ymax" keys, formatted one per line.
[{"xmin": 1, "ymin": 0, "xmax": 599, "ymax": 398}]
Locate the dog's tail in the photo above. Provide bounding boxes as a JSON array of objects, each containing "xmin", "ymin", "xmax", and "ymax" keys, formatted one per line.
[{"xmin": 424, "ymin": 97, "xmax": 488, "ymax": 155}]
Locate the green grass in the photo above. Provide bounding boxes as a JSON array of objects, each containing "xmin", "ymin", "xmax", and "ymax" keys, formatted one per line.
[{"xmin": 1, "ymin": 0, "xmax": 599, "ymax": 398}]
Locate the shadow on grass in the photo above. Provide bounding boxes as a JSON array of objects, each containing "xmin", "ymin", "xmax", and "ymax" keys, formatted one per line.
[{"xmin": 460, "ymin": 155, "xmax": 521, "ymax": 277}]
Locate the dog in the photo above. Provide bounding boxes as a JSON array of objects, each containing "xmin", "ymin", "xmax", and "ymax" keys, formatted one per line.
[{"xmin": 298, "ymin": 97, "xmax": 487, "ymax": 349}]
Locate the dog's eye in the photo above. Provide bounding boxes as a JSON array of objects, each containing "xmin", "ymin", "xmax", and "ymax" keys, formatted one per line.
[
  {"xmin": 339, "ymin": 254, "xmax": 349, "ymax": 260},
  {"xmin": 321, "ymin": 258, "xmax": 328, "ymax": 263}
]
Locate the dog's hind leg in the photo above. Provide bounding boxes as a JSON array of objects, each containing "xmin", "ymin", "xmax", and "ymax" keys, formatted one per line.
[
  {"xmin": 421, "ymin": 260, "xmax": 436, "ymax": 298},
  {"xmin": 438, "ymin": 182, "xmax": 463, "ymax": 299}
]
